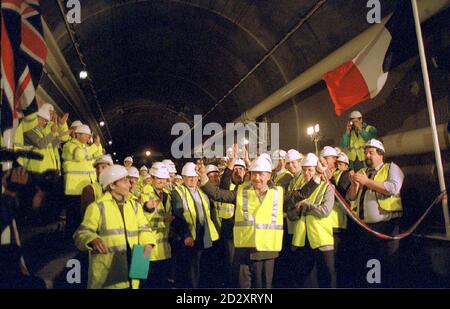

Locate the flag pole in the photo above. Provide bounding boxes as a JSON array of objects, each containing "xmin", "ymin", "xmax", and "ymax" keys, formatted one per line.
[{"xmin": 411, "ymin": 0, "xmax": 450, "ymax": 238}]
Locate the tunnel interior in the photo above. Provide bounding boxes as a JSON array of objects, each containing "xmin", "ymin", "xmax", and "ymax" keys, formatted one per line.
[{"xmin": 39, "ymin": 0, "xmax": 403, "ymax": 162}]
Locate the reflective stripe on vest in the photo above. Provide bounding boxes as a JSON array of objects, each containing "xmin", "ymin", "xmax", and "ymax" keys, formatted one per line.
[
  {"xmin": 234, "ymin": 184, "xmax": 284, "ymax": 251},
  {"xmin": 235, "ymin": 184, "xmax": 283, "ymax": 231}
]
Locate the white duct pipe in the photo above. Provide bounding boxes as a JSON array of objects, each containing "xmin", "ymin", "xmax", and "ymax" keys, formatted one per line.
[{"xmin": 382, "ymin": 124, "xmax": 450, "ymax": 158}]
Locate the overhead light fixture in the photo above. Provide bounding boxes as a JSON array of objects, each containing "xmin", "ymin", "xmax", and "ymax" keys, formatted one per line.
[
  {"xmin": 145, "ymin": 151, "xmax": 151, "ymax": 157},
  {"xmin": 99, "ymin": 121, "xmax": 105, "ymax": 127},
  {"xmin": 79, "ymin": 70, "xmax": 88, "ymax": 79},
  {"xmin": 108, "ymin": 140, "xmax": 112, "ymax": 145},
  {"xmin": 113, "ymin": 152, "xmax": 117, "ymax": 156}
]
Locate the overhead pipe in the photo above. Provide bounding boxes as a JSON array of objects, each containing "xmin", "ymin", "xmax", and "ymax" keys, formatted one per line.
[{"xmin": 382, "ymin": 124, "xmax": 450, "ymax": 158}]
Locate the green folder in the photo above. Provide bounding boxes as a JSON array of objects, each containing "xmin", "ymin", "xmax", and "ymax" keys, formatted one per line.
[{"xmin": 129, "ymin": 245, "xmax": 151, "ymax": 279}]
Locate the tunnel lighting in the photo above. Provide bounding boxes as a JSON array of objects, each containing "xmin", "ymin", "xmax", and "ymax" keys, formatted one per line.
[
  {"xmin": 145, "ymin": 151, "xmax": 151, "ymax": 157},
  {"xmin": 79, "ymin": 70, "xmax": 88, "ymax": 79},
  {"xmin": 115, "ymin": 159, "xmax": 118, "ymax": 163},
  {"xmin": 99, "ymin": 121, "xmax": 105, "ymax": 127},
  {"xmin": 108, "ymin": 140, "xmax": 112, "ymax": 145},
  {"xmin": 113, "ymin": 152, "xmax": 117, "ymax": 156},
  {"xmin": 243, "ymin": 138, "xmax": 249, "ymax": 145},
  {"xmin": 307, "ymin": 124, "xmax": 320, "ymax": 136}
]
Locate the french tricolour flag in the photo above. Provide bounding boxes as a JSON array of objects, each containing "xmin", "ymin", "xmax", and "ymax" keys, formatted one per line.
[{"xmin": 322, "ymin": 1, "xmax": 416, "ymax": 116}]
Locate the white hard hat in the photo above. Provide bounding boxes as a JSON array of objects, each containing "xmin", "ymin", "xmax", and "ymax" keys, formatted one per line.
[
  {"xmin": 37, "ymin": 108, "xmax": 51, "ymax": 121},
  {"xmin": 272, "ymin": 149, "xmax": 287, "ymax": 160},
  {"xmin": 126, "ymin": 166, "xmax": 139, "ymax": 178},
  {"xmin": 286, "ymin": 149, "xmax": 303, "ymax": 163},
  {"xmin": 70, "ymin": 120, "xmax": 83, "ymax": 128},
  {"xmin": 205, "ymin": 164, "xmax": 219, "ymax": 175},
  {"xmin": 320, "ymin": 146, "xmax": 339, "ymax": 158},
  {"xmin": 271, "ymin": 159, "xmax": 280, "ymax": 171},
  {"xmin": 334, "ymin": 147, "xmax": 342, "ymax": 155},
  {"xmin": 124, "ymin": 156, "xmax": 133, "ymax": 163},
  {"xmin": 99, "ymin": 165, "xmax": 129, "ymax": 189},
  {"xmin": 301, "ymin": 153, "xmax": 319, "ymax": 167},
  {"xmin": 162, "ymin": 159, "xmax": 177, "ymax": 173},
  {"xmin": 93, "ymin": 154, "xmax": 113, "ymax": 167},
  {"xmin": 143, "ymin": 174, "xmax": 152, "ymax": 180},
  {"xmin": 41, "ymin": 103, "xmax": 54, "ymax": 112},
  {"xmin": 259, "ymin": 153, "xmax": 272, "ymax": 163},
  {"xmin": 234, "ymin": 159, "xmax": 246, "ymax": 168},
  {"xmin": 349, "ymin": 110, "xmax": 362, "ymax": 119},
  {"xmin": 337, "ymin": 153, "xmax": 349, "ymax": 165},
  {"xmin": 249, "ymin": 156, "xmax": 272, "ymax": 173},
  {"xmin": 181, "ymin": 162, "xmax": 198, "ymax": 177},
  {"xmin": 150, "ymin": 162, "xmax": 170, "ymax": 179},
  {"xmin": 364, "ymin": 139, "xmax": 385, "ymax": 153},
  {"xmin": 175, "ymin": 175, "xmax": 182, "ymax": 180},
  {"xmin": 75, "ymin": 124, "xmax": 92, "ymax": 135},
  {"xmin": 140, "ymin": 165, "xmax": 148, "ymax": 171}
]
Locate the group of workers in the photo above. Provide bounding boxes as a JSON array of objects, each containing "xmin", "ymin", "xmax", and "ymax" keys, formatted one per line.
[{"xmin": 6, "ymin": 103, "xmax": 405, "ymax": 289}]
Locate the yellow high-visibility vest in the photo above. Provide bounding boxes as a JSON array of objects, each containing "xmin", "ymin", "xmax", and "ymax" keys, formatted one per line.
[
  {"xmin": 73, "ymin": 192, "xmax": 156, "ymax": 289},
  {"xmin": 218, "ymin": 183, "xmax": 236, "ymax": 219},
  {"xmin": 273, "ymin": 169, "xmax": 293, "ymax": 186},
  {"xmin": 347, "ymin": 125, "xmax": 376, "ymax": 161},
  {"xmin": 292, "ymin": 182, "xmax": 334, "ymax": 249},
  {"xmin": 330, "ymin": 170, "xmax": 348, "ymax": 229},
  {"xmin": 234, "ymin": 184, "xmax": 284, "ymax": 252},
  {"xmin": 23, "ymin": 127, "xmax": 58, "ymax": 173},
  {"xmin": 173, "ymin": 185, "xmax": 219, "ymax": 242},
  {"xmin": 62, "ymin": 139, "xmax": 102, "ymax": 195},
  {"xmin": 356, "ymin": 163, "xmax": 403, "ymax": 212},
  {"xmin": 286, "ymin": 172, "xmax": 306, "ymax": 234},
  {"xmin": 141, "ymin": 185, "xmax": 172, "ymax": 261}
]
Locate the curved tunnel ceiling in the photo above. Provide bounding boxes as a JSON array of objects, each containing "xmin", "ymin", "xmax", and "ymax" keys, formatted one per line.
[{"xmin": 40, "ymin": 0, "xmax": 397, "ymax": 159}]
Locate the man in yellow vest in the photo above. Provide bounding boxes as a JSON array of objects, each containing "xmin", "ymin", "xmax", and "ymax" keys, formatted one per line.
[
  {"xmin": 80, "ymin": 154, "xmax": 113, "ymax": 215},
  {"xmin": 287, "ymin": 153, "xmax": 336, "ymax": 288},
  {"xmin": 199, "ymin": 149, "xmax": 284, "ymax": 288},
  {"xmin": 62, "ymin": 124, "xmax": 103, "ymax": 237},
  {"xmin": 319, "ymin": 146, "xmax": 352, "ymax": 287},
  {"xmin": 271, "ymin": 149, "xmax": 293, "ymax": 191},
  {"xmin": 73, "ymin": 165, "xmax": 156, "ymax": 289},
  {"xmin": 347, "ymin": 139, "xmax": 404, "ymax": 287},
  {"xmin": 23, "ymin": 107, "xmax": 59, "ymax": 174},
  {"xmin": 139, "ymin": 162, "xmax": 174, "ymax": 288},
  {"xmin": 40, "ymin": 103, "xmax": 71, "ymax": 175},
  {"xmin": 171, "ymin": 162, "xmax": 219, "ymax": 288},
  {"xmin": 340, "ymin": 110, "xmax": 377, "ymax": 171}
]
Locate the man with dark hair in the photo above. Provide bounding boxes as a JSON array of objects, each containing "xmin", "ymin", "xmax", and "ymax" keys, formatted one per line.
[{"xmin": 347, "ymin": 139, "xmax": 404, "ymax": 287}]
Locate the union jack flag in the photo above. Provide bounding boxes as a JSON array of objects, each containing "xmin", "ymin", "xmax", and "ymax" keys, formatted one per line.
[{"xmin": 1, "ymin": 0, "xmax": 47, "ymax": 153}]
